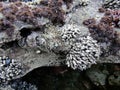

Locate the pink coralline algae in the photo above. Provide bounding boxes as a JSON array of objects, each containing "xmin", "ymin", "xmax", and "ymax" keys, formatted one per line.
[
  {"xmin": 83, "ymin": 9, "xmax": 120, "ymax": 56},
  {"xmin": 104, "ymin": 10, "xmax": 120, "ymax": 28},
  {"xmin": 0, "ymin": 0, "xmax": 74, "ymax": 45}
]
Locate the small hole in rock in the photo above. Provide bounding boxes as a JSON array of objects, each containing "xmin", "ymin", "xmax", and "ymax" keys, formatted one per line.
[
  {"xmin": 20, "ymin": 28, "xmax": 32, "ymax": 37},
  {"xmin": 1, "ymin": 40, "xmax": 18, "ymax": 50}
]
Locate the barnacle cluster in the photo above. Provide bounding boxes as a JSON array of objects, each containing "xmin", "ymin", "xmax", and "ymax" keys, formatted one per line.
[
  {"xmin": 83, "ymin": 9, "xmax": 120, "ymax": 56},
  {"xmin": 102, "ymin": 0, "xmax": 120, "ymax": 10},
  {"xmin": 0, "ymin": 79, "xmax": 38, "ymax": 90},
  {"xmin": 61, "ymin": 24, "xmax": 100, "ymax": 70},
  {"xmin": 10, "ymin": 80, "xmax": 37, "ymax": 90},
  {"xmin": 66, "ymin": 35, "xmax": 100, "ymax": 70},
  {"xmin": 60, "ymin": 24, "xmax": 82, "ymax": 46},
  {"xmin": 0, "ymin": 56, "xmax": 23, "ymax": 83}
]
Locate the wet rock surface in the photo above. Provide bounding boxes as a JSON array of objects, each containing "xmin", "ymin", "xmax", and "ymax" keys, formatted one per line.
[
  {"xmin": 1, "ymin": 64, "xmax": 118, "ymax": 90},
  {"xmin": 0, "ymin": 0, "xmax": 119, "ymax": 90}
]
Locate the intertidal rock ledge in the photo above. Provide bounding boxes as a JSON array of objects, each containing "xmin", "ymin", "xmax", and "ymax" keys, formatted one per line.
[{"xmin": 0, "ymin": 0, "xmax": 119, "ymax": 89}]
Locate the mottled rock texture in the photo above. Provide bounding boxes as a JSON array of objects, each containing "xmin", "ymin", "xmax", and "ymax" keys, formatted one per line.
[{"xmin": 0, "ymin": 0, "xmax": 119, "ymax": 90}]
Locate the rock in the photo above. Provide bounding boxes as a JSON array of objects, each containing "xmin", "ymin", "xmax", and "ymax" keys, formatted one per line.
[
  {"xmin": 86, "ymin": 67, "xmax": 109, "ymax": 86},
  {"xmin": 108, "ymin": 71, "xmax": 120, "ymax": 86},
  {"xmin": 0, "ymin": 0, "xmax": 119, "ymax": 87}
]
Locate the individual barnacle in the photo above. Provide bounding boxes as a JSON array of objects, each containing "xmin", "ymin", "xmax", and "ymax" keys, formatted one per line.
[
  {"xmin": 0, "ymin": 56, "xmax": 23, "ymax": 83},
  {"xmin": 66, "ymin": 35, "xmax": 100, "ymax": 70}
]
